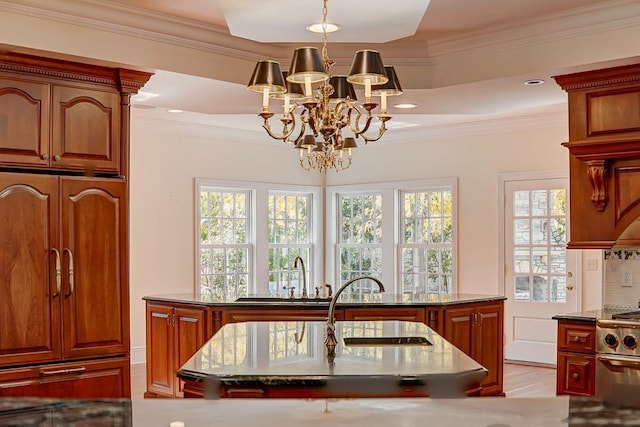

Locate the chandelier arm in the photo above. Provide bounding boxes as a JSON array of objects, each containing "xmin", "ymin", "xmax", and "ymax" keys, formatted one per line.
[
  {"xmin": 346, "ymin": 106, "xmax": 374, "ymax": 136},
  {"xmin": 359, "ymin": 120, "xmax": 388, "ymax": 143},
  {"xmin": 262, "ymin": 114, "xmax": 296, "ymax": 141}
]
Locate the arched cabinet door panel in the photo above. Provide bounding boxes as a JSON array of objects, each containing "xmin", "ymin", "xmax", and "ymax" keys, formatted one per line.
[
  {"xmin": 60, "ymin": 177, "xmax": 128, "ymax": 359},
  {"xmin": 0, "ymin": 173, "xmax": 60, "ymax": 367},
  {"xmin": 52, "ymin": 86, "xmax": 121, "ymax": 174},
  {"xmin": 0, "ymin": 78, "xmax": 50, "ymax": 167}
]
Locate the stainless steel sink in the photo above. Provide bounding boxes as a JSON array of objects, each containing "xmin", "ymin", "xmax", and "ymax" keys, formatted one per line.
[
  {"xmin": 343, "ymin": 336, "xmax": 432, "ymax": 346},
  {"xmin": 235, "ymin": 296, "xmax": 332, "ymax": 303}
]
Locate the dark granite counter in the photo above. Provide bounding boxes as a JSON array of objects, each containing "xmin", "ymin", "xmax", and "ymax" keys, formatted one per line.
[
  {"xmin": 552, "ymin": 307, "xmax": 638, "ymax": 323},
  {"xmin": 1, "ymin": 396, "xmax": 640, "ymax": 426},
  {"xmin": 143, "ymin": 292, "xmax": 506, "ymax": 308},
  {"xmin": 177, "ymin": 320, "xmax": 487, "ymax": 398}
]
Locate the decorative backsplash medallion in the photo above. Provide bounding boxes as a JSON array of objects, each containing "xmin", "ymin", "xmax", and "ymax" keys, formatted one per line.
[{"xmin": 604, "ymin": 250, "xmax": 640, "ymax": 260}]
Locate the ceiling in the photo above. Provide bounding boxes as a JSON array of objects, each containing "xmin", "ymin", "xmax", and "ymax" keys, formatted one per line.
[{"xmin": 7, "ymin": 0, "xmax": 639, "ymax": 139}]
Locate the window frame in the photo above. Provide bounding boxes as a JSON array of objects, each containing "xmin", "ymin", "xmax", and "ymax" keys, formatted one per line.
[
  {"xmin": 326, "ymin": 178, "xmax": 458, "ymax": 295},
  {"xmin": 195, "ymin": 178, "xmax": 323, "ymax": 298}
]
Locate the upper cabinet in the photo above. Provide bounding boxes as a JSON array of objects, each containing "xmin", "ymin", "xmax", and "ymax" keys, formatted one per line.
[
  {"xmin": 0, "ymin": 53, "xmax": 152, "ymax": 176},
  {"xmin": 553, "ymin": 64, "xmax": 640, "ymax": 249}
]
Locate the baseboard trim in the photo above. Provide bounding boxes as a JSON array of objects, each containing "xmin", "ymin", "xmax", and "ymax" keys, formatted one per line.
[
  {"xmin": 505, "ymin": 359, "xmax": 556, "ymax": 369},
  {"xmin": 130, "ymin": 346, "xmax": 146, "ymax": 365}
]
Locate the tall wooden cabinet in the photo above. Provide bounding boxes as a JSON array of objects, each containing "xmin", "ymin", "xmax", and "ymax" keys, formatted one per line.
[{"xmin": 0, "ymin": 53, "xmax": 151, "ymax": 398}]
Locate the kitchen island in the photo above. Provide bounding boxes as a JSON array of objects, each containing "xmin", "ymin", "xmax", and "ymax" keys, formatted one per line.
[
  {"xmin": 177, "ymin": 320, "xmax": 488, "ymax": 399},
  {"xmin": 143, "ymin": 293, "xmax": 505, "ymax": 397}
]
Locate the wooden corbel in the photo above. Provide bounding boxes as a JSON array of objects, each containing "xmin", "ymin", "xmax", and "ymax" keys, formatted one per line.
[{"xmin": 585, "ymin": 159, "xmax": 608, "ymax": 212}]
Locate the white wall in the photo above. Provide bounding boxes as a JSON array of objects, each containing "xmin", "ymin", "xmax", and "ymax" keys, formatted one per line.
[
  {"xmin": 604, "ymin": 251, "xmax": 640, "ymax": 309},
  {"xmin": 129, "ymin": 111, "xmax": 606, "ymax": 357}
]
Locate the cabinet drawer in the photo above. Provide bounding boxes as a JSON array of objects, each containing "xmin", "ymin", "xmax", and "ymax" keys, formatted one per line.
[
  {"xmin": 557, "ymin": 321, "xmax": 596, "ymax": 353},
  {"xmin": 0, "ymin": 356, "xmax": 131, "ymax": 398},
  {"xmin": 556, "ymin": 352, "xmax": 595, "ymax": 396}
]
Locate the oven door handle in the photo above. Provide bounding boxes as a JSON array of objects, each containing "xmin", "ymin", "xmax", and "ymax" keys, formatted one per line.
[{"xmin": 598, "ymin": 354, "xmax": 640, "ymax": 369}]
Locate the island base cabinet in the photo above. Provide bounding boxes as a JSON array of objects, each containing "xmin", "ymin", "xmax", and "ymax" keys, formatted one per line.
[
  {"xmin": 443, "ymin": 302, "xmax": 504, "ymax": 396},
  {"xmin": 555, "ymin": 320, "xmax": 596, "ymax": 396},
  {"xmin": 0, "ymin": 356, "xmax": 130, "ymax": 398},
  {"xmin": 145, "ymin": 303, "xmax": 207, "ymax": 398}
]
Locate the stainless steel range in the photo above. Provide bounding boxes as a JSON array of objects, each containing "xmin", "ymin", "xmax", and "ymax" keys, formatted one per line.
[{"xmin": 596, "ymin": 310, "xmax": 640, "ymax": 408}]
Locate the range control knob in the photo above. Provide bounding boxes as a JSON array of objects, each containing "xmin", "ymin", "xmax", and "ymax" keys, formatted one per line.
[
  {"xmin": 604, "ymin": 333, "xmax": 619, "ymax": 349},
  {"xmin": 623, "ymin": 335, "xmax": 638, "ymax": 350}
]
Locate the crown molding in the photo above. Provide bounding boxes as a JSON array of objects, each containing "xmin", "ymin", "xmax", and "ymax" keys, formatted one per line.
[
  {"xmin": 131, "ymin": 105, "xmax": 567, "ymax": 146},
  {"xmin": 0, "ymin": 0, "xmax": 638, "ymax": 69}
]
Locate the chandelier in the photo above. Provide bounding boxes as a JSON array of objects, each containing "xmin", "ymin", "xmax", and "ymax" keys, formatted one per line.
[{"xmin": 247, "ymin": 0, "xmax": 403, "ymax": 173}]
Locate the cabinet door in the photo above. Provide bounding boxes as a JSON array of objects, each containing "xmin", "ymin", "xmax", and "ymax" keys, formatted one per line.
[
  {"xmin": 0, "ymin": 77, "xmax": 50, "ymax": 167},
  {"xmin": 146, "ymin": 304, "xmax": 174, "ymax": 397},
  {"xmin": 443, "ymin": 306, "xmax": 475, "ymax": 357},
  {"xmin": 60, "ymin": 177, "xmax": 128, "ymax": 359},
  {"xmin": 52, "ymin": 85, "xmax": 120, "ymax": 174},
  {"xmin": 475, "ymin": 303, "xmax": 503, "ymax": 392},
  {"xmin": 174, "ymin": 307, "xmax": 207, "ymax": 397},
  {"xmin": 0, "ymin": 173, "xmax": 61, "ymax": 366}
]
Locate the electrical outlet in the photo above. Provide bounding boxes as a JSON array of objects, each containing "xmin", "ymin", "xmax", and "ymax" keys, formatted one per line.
[
  {"xmin": 622, "ymin": 271, "xmax": 633, "ymax": 287},
  {"xmin": 587, "ymin": 259, "xmax": 598, "ymax": 271}
]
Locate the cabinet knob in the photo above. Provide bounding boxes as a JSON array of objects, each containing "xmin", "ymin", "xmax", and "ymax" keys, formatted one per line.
[
  {"xmin": 573, "ymin": 336, "xmax": 580, "ymax": 342},
  {"xmin": 571, "ymin": 373, "xmax": 580, "ymax": 381},
  {"xmin": 41, "ymin": 153, "xmax": 49, "ymax": 160},
  {"xmin": 53, "ymin": 155, "xmax": 61, "ymax": 161}
]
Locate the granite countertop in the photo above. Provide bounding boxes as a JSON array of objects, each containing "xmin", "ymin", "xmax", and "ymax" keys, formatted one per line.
[
  {"xmin": 143, "ymin": 292, "xmax": 506, "ymax": 307},
  {"xmin": 552, "ymin": 306, "xmax": 640, "ymax": 322},
  {"xmin": 177, "ymin": 320, "xmax": 487, "ymax": 398},
  {"xmin": 1, "ymin": 396, "xmax": 639, "ymax": 426}
]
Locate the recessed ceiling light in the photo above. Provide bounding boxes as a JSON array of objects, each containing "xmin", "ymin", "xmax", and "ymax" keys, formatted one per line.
[
  {"xmin": 524, "ymin": 79, "xmax": 545, "ymax": 86},
  {"xmin": 131, "ymin": 91, "xmax": 159, "ymax": 102},
  {"xmin": 306, "ymin": 23, "xmax": 341, "ymax": 33},
  {"xmin": 167, "ymin": 109, "xmax": 183, "ymax": 114},
  {"xmin": 393, "ymin": 103, "xmax": 418, "ymax": 109}
]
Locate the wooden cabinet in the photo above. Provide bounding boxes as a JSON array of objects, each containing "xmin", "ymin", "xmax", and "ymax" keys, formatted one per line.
[
  {"xmin": 0, "ymin": 356, "xmax": 130, "ymax": 398},
  {"xmin": 556, "ymin": 320, "xmax": 596, "ymax": 396},
  {"xmin": 443, "ymin": 302, "xmax": 504, "ymax": 396},
  {"xmin": 223, "ymin": 306, "xmax": 338, "ymax": 324},
  {"xmin": 0, "ymin": 173, "xmax": 129, "ymax": 368},
  {"xmin": 145, "ymin": 303, "xmax": 209, "ymax": 398},
  {"xmin": 553, "ymin": 64, "xmax": 640, "ymax": 248},
  {"xmin": 0, "ymin": 53, "xmax": 151, "ymax": 177},
  {"xmin": 0, "ymin": 53, "xmax": 151, "ymax": 398}
]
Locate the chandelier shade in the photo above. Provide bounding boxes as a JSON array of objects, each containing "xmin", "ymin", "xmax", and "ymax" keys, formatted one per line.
[
  {"xmin": 346, "ymin": 50, "xmax": 388, "ymax": 85},
  {"xmin": 287, "ymin": 47, "xmax": 329, "ymax": 85},
  {"xmin": 328, "ymin": 76, "xmax": 357, "ymax": 102},
  {"xmin": 272, "ymin": 72, "xmax": 306, "ymax": 100},
  {"xmin": 372, "ymin": 66, "xmax": 403, "ymax": 96},
  {"xmin": 247, "ymin": 60, "xmax": 287, "ymax": 94}
]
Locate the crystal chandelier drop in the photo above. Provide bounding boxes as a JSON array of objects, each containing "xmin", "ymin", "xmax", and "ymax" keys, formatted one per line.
[{"xmin": 247, "ymin": 0, "xmax": 403, "ymax": 173}]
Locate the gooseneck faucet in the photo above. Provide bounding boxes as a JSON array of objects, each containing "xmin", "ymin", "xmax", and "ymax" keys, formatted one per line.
[
  {"xmin": 294, "ymin": 256, "xmax": 308, "ymax": 299},
  {"xmin": 325, "ymin": 276, "xmax": 385, "ymax": 363}
]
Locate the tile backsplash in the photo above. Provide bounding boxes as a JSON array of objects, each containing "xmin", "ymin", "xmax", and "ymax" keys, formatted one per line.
[{"xmin": 604, "ymin": 250, "xmax": 640, "ymax": 309}]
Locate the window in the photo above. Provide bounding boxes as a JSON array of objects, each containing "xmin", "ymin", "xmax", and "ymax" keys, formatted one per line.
[
  {"xmin": 399, "ymin": 189, "xmax": 453, "ymax": 295},
  {"xmin": 198, "ymin": 187, "xmax": 251, "ymax": 302},
  {"xmin": 336, "ymin": 192, "xmax": 383, "ymax": 296},
  {"xmin": 328, "ymin": 179, "xmax": 457, "ymax": 296},
  {"xmin": 512, "ymin": 188, "xmax": 567, "ymax": 302},
  {"xmin": 268, "ymin": 192, "xmax": 313, "ymax": 297},
  {"xmin": 196, "ymin": 179, "xmax": 321, "ymax": 300}
]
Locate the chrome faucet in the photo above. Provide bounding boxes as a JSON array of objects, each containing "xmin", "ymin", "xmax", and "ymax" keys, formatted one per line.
[
  {"xmin": 294, "ymin": 256, "xmax": 308, "ymax": 299},
  {"xmin": 325, "ymin": 276, "xmax": 385, "ymax": 363}
]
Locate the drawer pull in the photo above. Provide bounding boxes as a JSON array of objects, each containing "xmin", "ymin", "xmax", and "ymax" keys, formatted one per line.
[
  {"xmin": 40, "ymin": 366, "xmax": 86, "ymax": 376},
  {"xmin": 573, "ymin": 336, "xmax": 580, "ymax": 342},
  {"xmin": 571, "ymin": 373, "xmax": 580, "ymax": 381}
]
